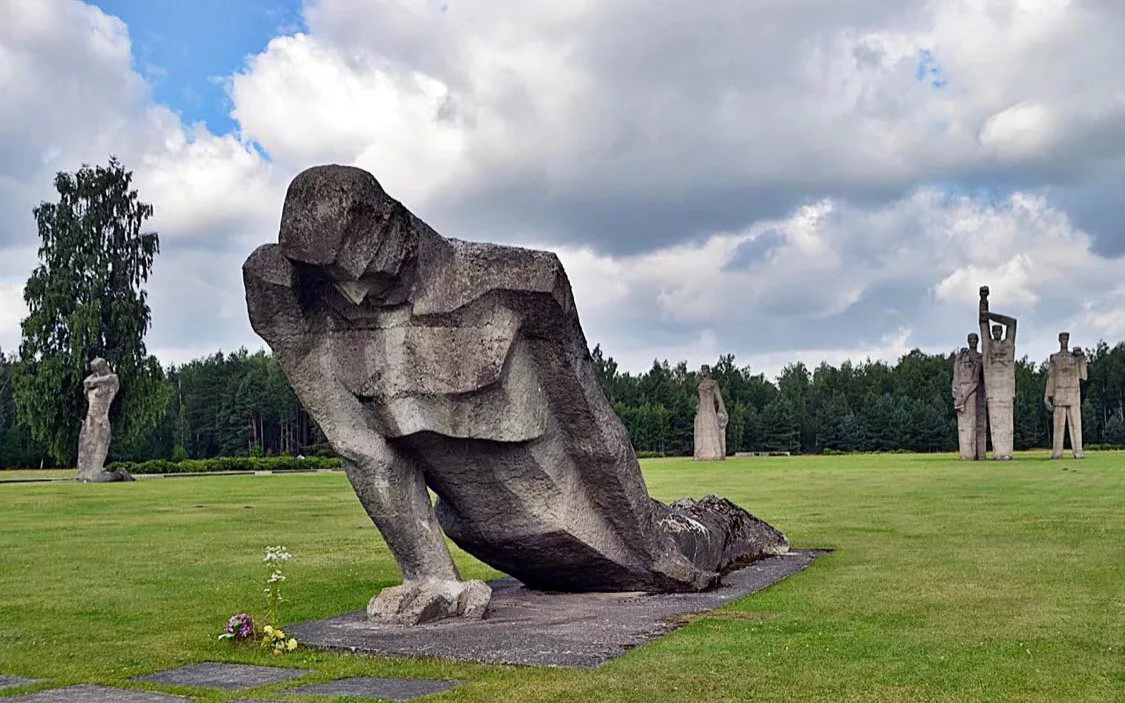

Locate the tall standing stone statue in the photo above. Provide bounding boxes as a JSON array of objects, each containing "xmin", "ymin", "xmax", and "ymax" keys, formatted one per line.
[
  {"xmin": 693, "ymin": 365, "xmax": 728, "ymax": 461},
  {"xmin": 77, "ymin": 358, "xmax": 134, "ymax": 483},
  {"xmin": 979, "ymin": 286, "xmax": 1017, "ymax": 461},
  {"xmin": 1045, "ymin": 332, "xmax": 1087, "ymax": 459},
  {"xmin": 243, "ymin": 165, "xmax": 789, "ymax": 626},
  {"xmin": 952, "ymin": 333, "xmax": 988, "ymax": 460}
]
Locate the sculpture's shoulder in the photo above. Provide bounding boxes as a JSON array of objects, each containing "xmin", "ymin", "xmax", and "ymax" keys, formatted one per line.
[{"xmin": 413, "ymin": 238, "xmax": 571, "ymax": 316}]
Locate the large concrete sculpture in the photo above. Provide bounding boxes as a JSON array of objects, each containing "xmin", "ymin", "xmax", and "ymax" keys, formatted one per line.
[
  {"xmin": 1045, "ymin": 332, "xmax": 1087, "ymax": 459},
  {"xmin": 979, "ymin": 287, "xmax": 1017, "ymax": 461},
  {"xmin": 243, "ymin": 165, "xmax": 789, "ymax": 625},
  {"xmin": 952, "ymin": 333, "xmax": 988, "ymax": 460},
  {"xmin": 77, "ymin": 358, "xmax": 133, "ymax": 483},
  {"xmin": 693, "ymin": 365, "xmax": 728, "ymax": 461}
]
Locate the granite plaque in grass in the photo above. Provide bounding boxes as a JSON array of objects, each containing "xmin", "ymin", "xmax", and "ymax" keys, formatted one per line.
[
  {"xmin": 0, "ymin": 676, "xmax": 44, "ymax": 691},
  {"xmin": 4, "ymin": 685, "xmax": 186, "ymax": 703},
  {"xmin": 291, "ymin": 677, "xmax": 462, "ymax": 701},
  {"xmin": 133, "ymin": 662, "xmax": 309, "ymax": 690}
]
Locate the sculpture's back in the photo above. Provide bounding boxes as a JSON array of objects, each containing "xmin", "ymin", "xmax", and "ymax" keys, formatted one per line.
[{"xmin": 244, "ymin": 165, "xmax": 789, "ymax": 624}]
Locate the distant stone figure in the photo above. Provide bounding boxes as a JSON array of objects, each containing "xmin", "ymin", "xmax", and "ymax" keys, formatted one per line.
[
  {"xmin": 694, "ymin": 365, "xmax": 728, "ymax": 461},
  {"xmin": 1045, "ymin": 332, "xmax": 1087, "ymax": 459},
  {"xmin": 77, "ymin": 358, "xmax": 133, "ymax": 483},
  {"xmin": 979, "ymin": 286, "xmax": 1017, "ymax": 461},
  {"xmin": 952, "ymin": 333, "xmax": 988, "ymax": 460},
  {"xmin": 243, "ymin": 165, "xmax": 789, "ymax": 625}
]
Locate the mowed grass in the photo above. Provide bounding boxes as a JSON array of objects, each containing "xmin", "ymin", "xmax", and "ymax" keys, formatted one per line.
[{"xmin": 0, "ymin": 453, "xmax": 1122, "ymax": 702}]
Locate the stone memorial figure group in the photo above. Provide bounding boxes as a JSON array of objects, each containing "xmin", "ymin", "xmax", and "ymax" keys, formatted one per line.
[
  {"xmin": 243, "ymin": 165, "xmax": 790, "ymax": 626},
  {"xmin": 953, "ymin": 286, "xmax": 1085, "ymax": 460}
]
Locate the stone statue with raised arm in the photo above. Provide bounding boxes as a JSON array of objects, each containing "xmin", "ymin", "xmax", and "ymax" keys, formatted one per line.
[
  {"xmin": 1045, "ymin": 332, "xmax": 1087, "ymax": 459},
  {"xmin": 952, "ymin": 333, "xmax": 987, "ymax": 460},
  {"xmin": 979, "ymin": 286, "xmax": 1017, "ymax": 460},
  {"xmin": 242, "ymin": 165, "xmax": 789, "ymax": 626},
  {"xmin": 77, "ymin": 357, "xmax": 134, "ymax": 483},
  {"xmin": 693, "ymin": 365, "xmax": 729, "ymax": 461}
]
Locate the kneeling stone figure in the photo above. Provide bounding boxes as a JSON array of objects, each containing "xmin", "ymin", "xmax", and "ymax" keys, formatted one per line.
[{"xmin": 243, "ymin": 165, "xmax": 789, "ymax": 625}]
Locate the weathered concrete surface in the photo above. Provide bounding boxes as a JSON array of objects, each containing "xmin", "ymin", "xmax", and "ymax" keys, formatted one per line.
[
  {"xmin": 289, "ymin": 549, "xmax": 824, "ymax": 668},
  {"xmin": 0, "ymin": 677, "xmax": 44, "ymax": 691},
  {"xmin": 133, "ymin": 662, "xmax": 309, "ymax": 690},
  {"xmin": 980, "ymin": 287, "xmax": 1017, "ymax": 460},
  {"xmin": 1046, "ymin": 332, "xmax": 1087, "ymax": 459},
  {"xmin": 952, "ymin": 333, "xmax": 987, "ymax": 461},
  {"xmin": 291, "ymin": 677, "xmax": 463, "ymax": 701},
  {"xmin": 693, "ymin": 366, "xmax": 728, "ymax": 461},
  {"xmin": 243, "ymin": 165, "xmax": 790, "ymax": 625},
  {"xmin": 6, "ymin": 685, "xmax": 184, "ymax": 703},
  {"xmin": 77, "ymin": 358, "xmax": 133, "ymax": 483}
]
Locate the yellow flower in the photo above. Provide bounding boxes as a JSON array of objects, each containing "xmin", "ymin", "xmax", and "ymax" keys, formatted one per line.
[
  {"xmin": 286, "ymin": 638, "xmax": 298, "ymax": 651},
  {"xmin": 275, "ymin": 629, "xmax": 285, "ymax": 639},
  {"xmin": 263, "ymin": 625, "xmax": 274, "ymax": 636}
]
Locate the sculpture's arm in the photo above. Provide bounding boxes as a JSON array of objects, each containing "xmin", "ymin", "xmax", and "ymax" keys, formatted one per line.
[
  {"xmin": 284, "ymin": 352, "xmax": 461, "ymax": 584},
  {"xmin": 979, "ymin": 315, "xmax": 991, "ymax": 355},
  {"xmin": 714, "ymin": 384, "xmax": 729, "ymax": 427},
  {"xmin": 952, "ymin": 364, "xmax": 976, "ymax": 411},
  {"xmin": 984, "ymin": 312, "xmax": 1017, "ymax": 341},
  {"xmin": 1044, "ymin": 361, "xmax": 1055, "ymax": 409},
  {"xmin": 83, "ymin": 373, "xmax": 116, "ymax": 393},
  {"xmin": 1078, "ymin": 352, "xmax": 1088, "ymax": 381}
]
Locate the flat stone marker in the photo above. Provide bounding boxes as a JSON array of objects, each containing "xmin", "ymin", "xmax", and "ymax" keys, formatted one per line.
[
  {"xmin": 290, "ymin": 550, "xmax": 826, "ymax": 668},
  {"xmin": 0, "ymin": 676, "xmax": 44, "ymax": 691},
  {"xmin": 133, "ymin": 662, "xmax": 309, "ymax": 690},
  {"xmin": 291, "ymin": 677, "xmax": 462, "ymax": 701},
  {"xmin": 4, "ymin": 685, "xmax": 185, "ymax": 702}
]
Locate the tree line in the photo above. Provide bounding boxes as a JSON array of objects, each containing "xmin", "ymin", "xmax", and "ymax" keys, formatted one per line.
[
  {"xmin": 5, "ymin": 340, "xmax": 1125, "ymax": 468},
  {"xmin": 595, "ymin": 342, "xmax": 1125, "ymax": 456},
  {"xmin": 6, "ymin": 157, "xmax": 1125, "ymax": 469}
]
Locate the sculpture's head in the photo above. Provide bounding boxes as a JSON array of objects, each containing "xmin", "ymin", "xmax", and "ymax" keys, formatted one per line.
[
  {"xmin": 979, "ymin": 285, "xmax": 990, "ymax": 299},
  {"xmin": 89, "ymin": 357, "xmax": 111, "ymax": 375},
  {"xmin": 278, "ymin": 165, "xmax": 417, "ymax": 305},
  {"xmin": 700, "ymin": 364, "xmax": 711, "ymax": 378},
  {"xmin": 991, "ymin": 324, "xmax": 1003, "ymax": 341},
  {"xmin": 967, "ymin": 333, "xmax": 979, "ymax": 351},
  {"xmin": 1059, "ymin": 332, "xmax": 1070, "ymax": 351}
]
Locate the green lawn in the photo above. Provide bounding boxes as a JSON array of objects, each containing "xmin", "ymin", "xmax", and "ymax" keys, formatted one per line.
[
  {"xmin": 0, "ymin": 468, "xmax": 75, "ymax": 481},
  {"xmin": 0, "ymin": 453, "xmax": 1121, "ymax": 702}
]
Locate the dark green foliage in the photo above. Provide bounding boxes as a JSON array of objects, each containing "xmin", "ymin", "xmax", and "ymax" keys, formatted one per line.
[
  {"xmin": 106, "ymin": 455, "xmax": 342, "ymax": 475},
  {"xmin": 12, "ymin": 158, "xmax": 166, "ymax": 464}
]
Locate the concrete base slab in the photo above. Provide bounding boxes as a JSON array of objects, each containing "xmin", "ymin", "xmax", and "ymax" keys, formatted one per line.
[
  {"xmin": 5, "ymin": 685, "xmax": 185, "ymax": 702},
  {"xmin": 290, "ymin": 549, "xmax": 826, "ymax": 668},
  {"xmin": 291, "ymin": 677, "xmax": 462, "ymax": 701},
  {"xmin": 133, "ymin": 662, "xmax": 309, "ymax": 690}
]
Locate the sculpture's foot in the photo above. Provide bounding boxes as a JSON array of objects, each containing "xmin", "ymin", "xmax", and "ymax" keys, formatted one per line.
[
  {"xmin": 367, "ymin": 579, "xmax": 491, "ymax": 625},
  {"xmin": 82, "ymin": 468, "xmax": 135, "ymax": 483},
  {"xmin": 995, "ymin": 455, "xmax": 1012, "ymax": 461},
  {"xmin": 1073, "ymin": 452, "xmax": 1085, "ymax": 459},
  {"xmin": 1049, "ymin": 454, "xmax": 1062, "ymax": 460}
]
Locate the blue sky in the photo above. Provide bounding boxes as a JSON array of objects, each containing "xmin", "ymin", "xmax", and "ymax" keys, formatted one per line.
[{"xmin": 91, "ymin": 0, "xmax": 305, "ymax": 135}]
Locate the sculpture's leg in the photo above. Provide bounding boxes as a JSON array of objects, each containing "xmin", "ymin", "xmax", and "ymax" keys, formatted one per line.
[
  {"xmin": 1069, "ymin": 405, "xmax": 1084, "ymax": 458},
  {"xmin": 957, "ymin": 399, "xmax": 977, "ymax": 460},
  {"xmin": 989, "ymin": 398, "xmax": 1014, "ymax": 460},
  {"xmin": 975, "ymin": 393, "xmax": 989, "ymax": 460},
  {"xmin": 343, "ymin": 452, "xmax": 491, "ymax": 625},
  {"xmin": 286, "ymin": 357, "xmax": 490, "ymax": 625},
  {"xmin": 1050, "ymin": 406, "xmax": 1066, "ymax": 459}
]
